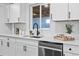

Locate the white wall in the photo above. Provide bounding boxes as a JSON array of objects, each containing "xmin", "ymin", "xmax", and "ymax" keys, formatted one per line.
[
  {"xmin": 20, "ymin": 3, "xmax": 30, "ymax": 35},
  {"xmin": 54, "ymin": 21, "xmax": 79, "ymax": 34},
  {"xmin": 0, "ymin": 6, "xmax": 12, "ymax": 35},
  {"xmin": 14, "ymin": 3, "xmax": 30, "ymax": 35}
]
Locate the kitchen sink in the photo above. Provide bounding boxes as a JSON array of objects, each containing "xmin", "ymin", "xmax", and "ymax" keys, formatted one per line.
[
  {"xmin": 30, "ymin": 36, "xmax": 42, "ymax": 38},
  {"xmin": 23, "ymin": 35, "xmax": 42, "ymax": 38}
]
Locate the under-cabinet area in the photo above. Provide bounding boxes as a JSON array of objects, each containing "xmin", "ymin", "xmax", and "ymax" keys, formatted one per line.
[{"xmin": 0, "ymin": 3, "xmax": 79, "ymax": 56}]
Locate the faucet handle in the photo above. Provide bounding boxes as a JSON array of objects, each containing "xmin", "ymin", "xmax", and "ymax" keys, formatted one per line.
[{"xmin": 37, "ymin": 31, "xmax": 40, "ymax": 36}]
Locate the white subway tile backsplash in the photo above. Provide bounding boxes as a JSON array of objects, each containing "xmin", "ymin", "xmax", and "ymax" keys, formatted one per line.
[{"xmin": 54, "ymin": 21, "xmax": 79, "ymax": 34}]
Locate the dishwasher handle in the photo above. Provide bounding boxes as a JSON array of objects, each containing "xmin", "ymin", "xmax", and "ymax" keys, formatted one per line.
[{"xmin": 39, "ymin": 46, "xmax": 62, "ymax": 52}]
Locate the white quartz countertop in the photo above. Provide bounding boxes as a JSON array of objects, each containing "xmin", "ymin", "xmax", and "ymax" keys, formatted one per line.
[{"xmin": 0, "ymin": 34, "xmax": 79, "ymax": 46}]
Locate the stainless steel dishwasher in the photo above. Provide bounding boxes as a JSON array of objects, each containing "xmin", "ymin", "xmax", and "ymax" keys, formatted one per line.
[{"xmin": 38, "ymin": 41, "xmax": 63, "ymax": 56}]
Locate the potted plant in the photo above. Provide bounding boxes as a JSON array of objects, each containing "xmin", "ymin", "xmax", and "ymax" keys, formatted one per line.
[{"xmin": 65, "ymin": 24, "xmax": 73, "ymax": 34}]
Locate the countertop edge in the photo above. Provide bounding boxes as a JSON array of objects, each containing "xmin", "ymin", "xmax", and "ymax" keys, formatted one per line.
[{"xmin": 0, "ymin": 34, "xmax": 79, "ymax": 46}]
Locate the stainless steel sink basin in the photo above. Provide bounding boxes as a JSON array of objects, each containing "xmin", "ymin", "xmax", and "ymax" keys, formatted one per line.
[
  {"xmin": 30, "ymin": 36, "xmax": 42, "ymax": 38},
  {"xmin": 23, "ymin": 35, "xmax": 42, "ymax": 38}
]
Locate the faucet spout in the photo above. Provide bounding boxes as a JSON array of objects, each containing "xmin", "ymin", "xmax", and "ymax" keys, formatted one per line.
[{"xmin": 33, "ymin": 23, "xmax": 40, "ymax": 36}]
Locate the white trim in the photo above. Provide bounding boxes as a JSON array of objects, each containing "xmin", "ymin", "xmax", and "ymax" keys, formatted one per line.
[
  {"xmin": 40, "ymin": 4, "xmax": 41, "ymax": 28},
  {"xmin": 30, "ymin": 3, "xmax": 51, "ymax": 30}
]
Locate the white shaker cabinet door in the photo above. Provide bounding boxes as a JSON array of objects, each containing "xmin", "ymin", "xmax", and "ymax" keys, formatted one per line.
[
  {"xmin": 9, "ymin": 4, "xmax": 20, "ymax": 23},
  {"xmin": 52, "ymin": 3, "xmax": 68, "ymax": 21},
  {"xmin": 15, "ymin": 41, "xmax": 27, "ymax": 56},
  {"xmin": 26, "ymin": 45, "xmax": 38, "ymax": 56},
  {"xmin": 15, "ymin": 39, "xmax": 38, "ymax": 56},
  {"xmin": 0, "ymin": 37, "xmax": 7, "ymax": 56},
  {"xmin": 7, "ymin": 38, "xmax": 16, "ymax": 56},
  {"xmin": 5, "ymin": 5, "xmax": 10, "ymax": 19},
  {"xmin": 10, "ymin": 3, "xmax": 20, "ymax": 18},
  {"xmin": 0, "ymin": 39, "xmax": 3, "ymax": 56},
  {"xmin": 69, "ymin": 3, "xmax": 79, "ymax": 20},
  {"xmin": 3, "ymin": 38, "xmax": 16, "ymax": 56}
]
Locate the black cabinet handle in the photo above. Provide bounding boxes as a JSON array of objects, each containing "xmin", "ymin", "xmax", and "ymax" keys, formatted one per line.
[
  {"xmin": 69, "ymin": 48, "xmax": 72, "ymax": 51},
  {"xmin": 7, "ymin": 18, "xmax": 9, "ymax": 22},
  {"xmin": 7, "ymin": 42, "xmax": 10, "ymax": 47},
  {"xmin": 63, "ymin": 54, "xmax": 65, "ymax": 56},
  {"xmin": 68, "ymin": 11, "xmax": 71, "ymax": 19},
  {"xmin": 23, "ymin": 46, "xmax": 27, "ymax": 52},
  {"xmin": 7, "ymin": 38, "xmax": 9, "ymax": 40},
  {"xmin": 51, "ymin": 14, "xmax": 52, "ymax": 19},
  {"xmin": 18, "ymin": 17, "xmax": 20, "ymax": 22},
  {"xmin": 1, "ymin": 40, "xmax": 3, "ymax": 45}
]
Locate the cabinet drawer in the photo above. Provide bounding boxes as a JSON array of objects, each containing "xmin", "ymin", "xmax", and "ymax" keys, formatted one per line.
[
  {"xmin": 16, "ymin": 39, "xmax": 38, "ymax": 47},
  {"xmin": 25, "ymin": 40, "xmax": 38, "ymax": 46},
  {"xmin": 64, "ymin": 44, "xmax": 79, "ymax": 54},
  {"xmin": 26, "ymin": 45, "xmax": 38, "ymax": 56}
]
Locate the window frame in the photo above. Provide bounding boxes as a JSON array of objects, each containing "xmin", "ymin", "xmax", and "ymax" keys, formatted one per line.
[{"xmin": 30, "ymin": 3, "xmax": 51, "ymax": 30}]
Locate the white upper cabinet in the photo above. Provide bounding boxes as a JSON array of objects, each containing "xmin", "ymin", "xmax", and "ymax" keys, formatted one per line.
[
  {"xmin": 5, "ymin": 3, "xmax": 26, "ymax": 23},
  {"xmin": 52, "ymin": 3, "xmax": 79, "ymax": 21},
  {"xmin": 69, "ymin": 3, "xmax": 79, "ymax": 20},
  {"xmin": 10, "ymin": 4, "xmax": 20, "ymax": 18},
  {"xmin": 52, "ymin": 3, "xmax": 68, "ymax": 21},
  {"xmin": 5, "ymin": 5, "xmax": 10, "ymax": 19}
]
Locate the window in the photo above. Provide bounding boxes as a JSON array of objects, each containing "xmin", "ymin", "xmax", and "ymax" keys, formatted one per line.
[
  {"xmin": 32, "ymin": 5, "xmax": 40, "ymax": 28},
  {"xmin": 41, "ymin": 4, "xmax": 50, "ymax": 28},
  {"xmin": 32, "ymin": 4, "xmax": 50, "ymax": 29}
]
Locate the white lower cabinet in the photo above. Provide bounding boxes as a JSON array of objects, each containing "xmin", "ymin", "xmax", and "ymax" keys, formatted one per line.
[
  {"xmin": 0, "ymin": 36, "xmax": 38, "ymax": 56},
  {"xmin": 15, "ymin": 40, "xmax": 27, "ymax": 56},
  {"xmin": 3, "ymin": 38, "xmax": 16, "ymax": 56},
  {"xmin": 63, "ymin": 44, "xmax": 79, "ymax": 56},
  {"xmin": 0, "ymin": 37, "xmax": 7, "ymax": 56},
  {"xmin": 0, "ymin": 39, "xmax": 3, "ymax": 56},
  {"xmin": 26, "ymin": 45, "xmax": 38, "ymax": 56},
  {"xmin": 15, "ymin": 39, "xmax": 38, "ymax": 56}
]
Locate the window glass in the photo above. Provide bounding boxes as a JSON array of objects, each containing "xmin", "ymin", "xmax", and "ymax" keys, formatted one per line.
[
  {"xmin": 32, "ymin": 4, "xmax": 50, "ymax": 29},
  {"xmin": 32, "ymin": 5, "xmax": 40, "ymax": 28},
  {"xmin": 41, "ymin": 4, "xmax": 50, "ymax": 28}
]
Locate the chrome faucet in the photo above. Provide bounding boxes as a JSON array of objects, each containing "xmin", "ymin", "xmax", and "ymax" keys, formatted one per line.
[{"xmin": 33, "ymin": 23, "xmax": 40, "ymax": 36}]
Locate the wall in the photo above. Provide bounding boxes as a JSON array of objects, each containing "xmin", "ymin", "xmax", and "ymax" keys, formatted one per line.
[
  {"xmin": 20, "ymin": 3, "xmax": 30, "ymax": 35},
  {"xmin": 0, "ymin": 6, "xmax": 12, "ymax": 35},
  {"xmin": 14, "ymin": 23, "xmax": 26, "ymax": 35},
  {"xmin": 14, "ymin": 3, "xmax": 30, "ymax": 35},
  {"xmin": 54, "ymin": 21, "xmax": 79, "ymax": 34}
]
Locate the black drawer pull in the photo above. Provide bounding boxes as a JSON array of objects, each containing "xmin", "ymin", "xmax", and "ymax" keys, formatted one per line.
[
  {"xmin": 1, "ymin": 40, "xmax": 3, "ymax": 45},
  {"xmin": 69, "ymin": 48, "xmax": 72, "ymax": 51},
  {"xmin": 23, "ymin": 46, "xmax": 27, "ymax": 52},
  {"xmin": 7, "ymin": 42, "xmax": 10, "ymax": 47}
]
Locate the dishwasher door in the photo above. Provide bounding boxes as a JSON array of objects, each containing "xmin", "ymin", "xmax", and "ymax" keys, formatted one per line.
[{"xmin": 38, "ymin": 41, "xmax": 63, "ymax": 56}]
